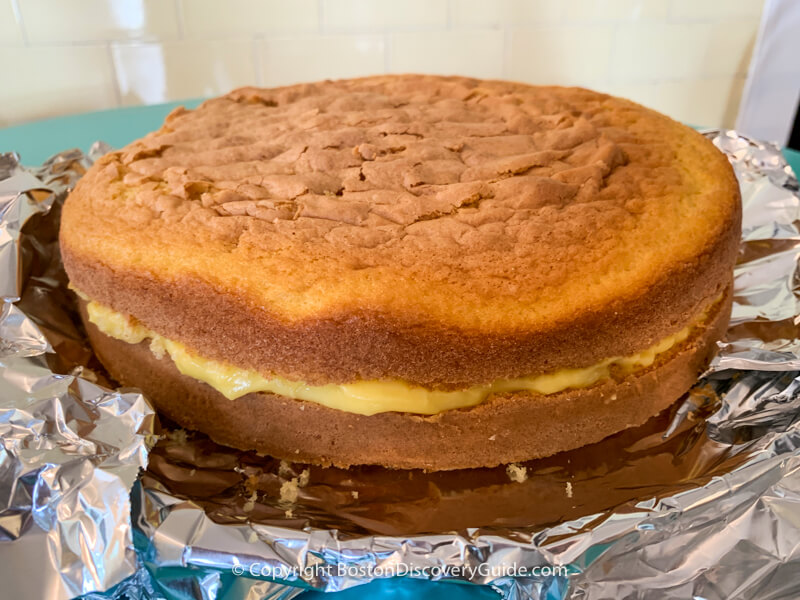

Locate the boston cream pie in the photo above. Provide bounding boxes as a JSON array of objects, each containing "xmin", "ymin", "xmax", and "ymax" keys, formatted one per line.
[{"xmin": 60, "ymin": 75, "xmax": 741, "ymax": 470}]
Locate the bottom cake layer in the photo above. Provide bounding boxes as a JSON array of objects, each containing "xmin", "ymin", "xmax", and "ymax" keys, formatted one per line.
[{"xmin": 81, "ymin": 291, "xmax": 731, "ymax": 470}]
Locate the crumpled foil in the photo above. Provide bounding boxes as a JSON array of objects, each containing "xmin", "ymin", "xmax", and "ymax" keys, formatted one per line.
[
  {"xmin": 1, "ymin": 130, "xmax": 799, "ymax": 600},
  {"xmin": 0, "ymin": 145, "xmax": 155, "ymax": 599}
]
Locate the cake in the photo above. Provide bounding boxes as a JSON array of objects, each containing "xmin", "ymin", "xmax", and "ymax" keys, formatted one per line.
[{"xmin": 59, "ymin": 75, "xmax": 741, "ymax": 470}]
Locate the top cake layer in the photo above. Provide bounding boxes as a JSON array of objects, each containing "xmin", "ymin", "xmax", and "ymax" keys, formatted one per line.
[{"xmin": 60, "ymin": 75, "xmax": 741, "ymax": 387}]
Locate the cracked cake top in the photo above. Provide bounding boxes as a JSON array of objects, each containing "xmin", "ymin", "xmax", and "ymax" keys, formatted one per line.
[{"xmin": 62, "ymin": 74, "xmax": 739, "ymax": 334}]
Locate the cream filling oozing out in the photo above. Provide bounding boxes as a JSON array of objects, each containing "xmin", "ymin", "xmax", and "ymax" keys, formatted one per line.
[{"xmin": 85, "ymin": 299, "xmax": 702, "ymax": 416}]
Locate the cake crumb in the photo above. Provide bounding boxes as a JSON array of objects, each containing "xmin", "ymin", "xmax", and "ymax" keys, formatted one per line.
[
  {"xmin": 149, "ymin": 338, "xmax": 166, "ymax": 360},
  {"xmin": 280, "ymin": 478, "xmax": 300, "ymax": 505},
  {"xmin": 566, "ymin": 482, "xmax": 573, "ymax": 498},
  {"xmin": 298, "ymin": 468, "xmax": 310, "ymax": 487},
  {"xmin": 189, "ymin": 469, "xmax": 196, "ymax": 476},
  {"xmin": 166, "ymin": 429, "xmax": 187, "ymax": 444},
  {"xmin": 243, "ymin": 490, "xmax": 258, "ymax": 512},
  {"xmin": 351, "ymin": 491, "xmax": 359, "ymax": 500},
  {"xmin": 294, "ymin": 449, "xmax": 300, "ymax": 454},
  {"xmin": 506, "ymin": 463, "xmax": 528, "ymax": 483},
  {"xmin": 285, "ymin": 508, "xmax": 294, "ymax": 518},
  {"xmin": 299, "ymin": 404, "xmax": 305, "ymax": 411},
  {"xmin": 247, "ymin": 530, "xmax": 258, "ymax": 544}
]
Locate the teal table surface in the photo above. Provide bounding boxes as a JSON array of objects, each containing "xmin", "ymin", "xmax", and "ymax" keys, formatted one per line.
[
  {"xmin": 1, "ymin": 101, "xmax": 204, "ymax": 164},
  {"xmin": 3, "ymin": 103, "xmax": 799, "ymax": 600}
]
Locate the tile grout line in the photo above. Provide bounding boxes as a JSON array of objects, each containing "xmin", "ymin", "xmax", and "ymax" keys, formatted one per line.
[
  {"xmin": 174, "ymin": 0, "xmax": 185, "ymax": 39},
  {"xmin": 608, "ymin": 20, "xmax": 619, "ymax": 87},
  {"xmin": 446, "ymin": 0, "xmax": 454, "ymax": 30},
  {"xmin": 501, "ymin": 24, "xmax": 511, "ymax": 79},
  {"xmin": 105, "ymin": 42, "xmax": 123, "ymax": 108},
  {"xmin": 253, "ymin": 35, "xmax": 264, "ymax": 86},
  {"xmin": 383, "ymin": 32, "xmax": 391, "ymax": 74}
]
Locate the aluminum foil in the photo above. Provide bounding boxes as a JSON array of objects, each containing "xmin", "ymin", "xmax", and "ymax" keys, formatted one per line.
[
  {"xmin": 0, "ymin": 145, "xmax": 155, "ymax": 599},
  {"xmin": 1, "ymin": 130, "xmax": 799, "ymax": 600}
]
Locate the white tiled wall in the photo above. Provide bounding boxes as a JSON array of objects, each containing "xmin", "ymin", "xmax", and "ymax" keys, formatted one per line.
[{"xmin": 0, "ymin": 0, "xmax": 765, "ymax": 128}]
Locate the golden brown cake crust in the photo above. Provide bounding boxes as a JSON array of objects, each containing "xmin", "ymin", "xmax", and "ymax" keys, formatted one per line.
[
  {"xmin": 67, "ymin": 250, "xmax": 733, "ymax": 388},
  {"xmin": 81, "ymin": 288, "xmax": 731, "ymax": 470},
  {"xmin": 60, "ymin": 75, "xmax": 741, "ymax": 387}
]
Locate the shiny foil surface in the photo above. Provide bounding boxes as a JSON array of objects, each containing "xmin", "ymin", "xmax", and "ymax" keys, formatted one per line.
[{"xmin": 1, "ymin": 130, "xmax": 799, "ymax": 600}]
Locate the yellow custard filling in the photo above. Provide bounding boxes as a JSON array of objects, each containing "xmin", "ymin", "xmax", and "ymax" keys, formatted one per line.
[{"xmin": 86, "ymin": 300, "xmax": 697, "ymax": 416}]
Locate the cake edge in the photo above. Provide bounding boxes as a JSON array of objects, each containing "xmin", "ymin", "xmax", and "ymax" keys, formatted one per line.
[{"xmin": 62, "ymin": 217, "xmax": 739, "ymax": 389}]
